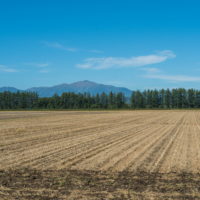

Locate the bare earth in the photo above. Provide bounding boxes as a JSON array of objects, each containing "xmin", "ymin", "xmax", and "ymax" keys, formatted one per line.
[{"xmin": 1, "ymin": 110, "xmax": 200, "ymax": 199}]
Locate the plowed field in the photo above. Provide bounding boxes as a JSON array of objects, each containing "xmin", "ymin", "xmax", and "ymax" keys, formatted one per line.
[{"xmin": 1, "ymin": 110, "xmax": 200, "ymax": 199}]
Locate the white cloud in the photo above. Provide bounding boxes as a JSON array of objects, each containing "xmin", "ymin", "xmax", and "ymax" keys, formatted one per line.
[
  {"xmin": 77, "ymin": 50, "xmax": 176, "ymax": 69},
  {"xmin": 145, "ymin": 74, "xmax": 200, "ymax": 82},
  {"xmin": 142, "ymin": 67, "xmax": 160, "ymax": 73},
  {"xmin": 24, "ymin": 62, "xmax": 49, "ymax": 68},
  {"xmin": 43, "ymin": 41, "xmax": 103, "ymax": 54},
  {"xmin": 0, "ymin": 65, "xmax": 17, "ymax": 72},
  {"xmin": 43, "ymin": 41, "xmax": 77, "ymax": 52},
  {"xmin": 88, "ymin": 49, "xmax": 104, "ymax": 54},
  {"xmin": 143, "ymin": 63, "xmax": 200, "ymax": 82}
]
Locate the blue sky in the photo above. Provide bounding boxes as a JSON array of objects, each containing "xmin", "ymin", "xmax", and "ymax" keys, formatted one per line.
[{"xmin": 1, "ymin": 0, "xmax": 200, "ymax": 90}]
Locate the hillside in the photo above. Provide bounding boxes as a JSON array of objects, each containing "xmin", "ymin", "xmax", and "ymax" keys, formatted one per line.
[{"xmin": 0, "ymin": 80, "xmax": 132, "ymax": 97}]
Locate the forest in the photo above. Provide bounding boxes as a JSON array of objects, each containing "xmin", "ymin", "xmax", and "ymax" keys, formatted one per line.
[
  {"xmin": 0, "ymin": 88, "xmax": 200, "ymax": 109},
  {"xmin": 0, "ymin": 91, "xmax": 126, "ymax": 109}
]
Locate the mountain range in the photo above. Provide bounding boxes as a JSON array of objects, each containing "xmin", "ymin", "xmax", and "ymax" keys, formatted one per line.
[{"xmin": 0, "ymin": 80, "xmax": 132, "ymax": 97}]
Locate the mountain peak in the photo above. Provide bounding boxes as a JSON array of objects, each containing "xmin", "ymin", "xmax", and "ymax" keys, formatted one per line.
[
  {"xmin": 0, "ymin": 80, "xmax": 132, "ymax": 97},
  {"xmin": 71, "ymin": 80, "xmax": 97, "ymax": 86}
]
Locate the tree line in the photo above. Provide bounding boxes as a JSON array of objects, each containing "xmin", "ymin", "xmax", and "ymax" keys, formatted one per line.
[
  {"xmin": 131, "ymin": 88, "xmax": 200, "ymax": 108},
  {"xmin": 0, "ymin": 91, "xmax": 126, "ymax": 109},
  {"xmin": 1, "ymin": 88, "xmax": 200, "ymax": 109}
]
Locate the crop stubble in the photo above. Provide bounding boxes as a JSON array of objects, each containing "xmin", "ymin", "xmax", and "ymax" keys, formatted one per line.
[{"xmin": 0, "ymin": 110, "xmax": 200, "ymax": 199}]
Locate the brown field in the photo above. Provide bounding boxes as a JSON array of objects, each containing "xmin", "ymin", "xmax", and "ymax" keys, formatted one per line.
[{"xmin": 1, "ymin": 110, "xmax": 200, "ymax": 199}]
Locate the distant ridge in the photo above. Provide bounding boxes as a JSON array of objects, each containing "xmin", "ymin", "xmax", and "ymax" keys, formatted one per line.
[
  {"xmin": 0, "ymin": 87, "xmax": 21, "ymax": 93},
  {"xmin": 0, "ymin": 80, "xmax": 132, "ymax": 97}
]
